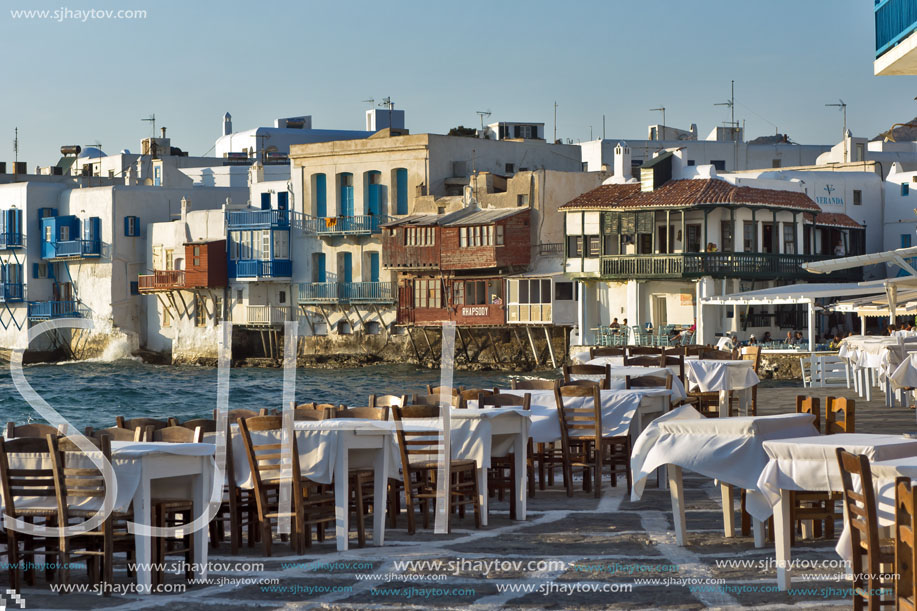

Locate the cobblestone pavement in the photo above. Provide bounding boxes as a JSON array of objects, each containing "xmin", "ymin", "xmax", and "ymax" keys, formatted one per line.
[{"xmin": 9, "ymin": 383, "xmax": 913, "ymax": 610}]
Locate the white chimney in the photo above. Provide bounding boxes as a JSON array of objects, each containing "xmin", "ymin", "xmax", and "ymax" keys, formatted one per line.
[
  {"xmin": 223, "ymin": 112, "xmax": 232, "ymax": 137},
  {"xmin": 613, "ymin": 142, "xmax": 631, "ymax": 182},
  {"xmin": 181, "ymin": 197, "xmax": 191, "ymax": 242}
]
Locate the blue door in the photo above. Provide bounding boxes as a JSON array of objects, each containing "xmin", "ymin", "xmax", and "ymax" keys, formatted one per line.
[
  {"xmin": 341, "ymin": 252, "xmax": 352, "ymax": 283},
  {"xmin": 395, "ymin": 168, "xmax": 408, "ymax": 215},
  {"xmin": 277, "ymin": 191, "xmax": 288, "ymax": 210},
  {"xmin": 84, "ymin": 217, "xmax": 100, "ymax": 252},
  {"xmin": 315, "ymin": 174, "xmax": 327, "ymax": 217},
  {"xmin": 368, "ymin": 184, "xmax": 381, "ymax": 216},
  {"xmin": 368, "ymin": 252, "xmax": 380, "ymax": 283},
  {"xmin": 260, "ymin": 192, "xmax": 271, "ymax": 210},
  {"xmin": 340, "ymin": 174, "xmax": 354, "ymax": 217}
]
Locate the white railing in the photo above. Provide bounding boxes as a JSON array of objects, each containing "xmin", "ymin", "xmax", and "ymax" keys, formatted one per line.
[{"xmin": 236, "ymin": 305, "xmax": 293, "ymax": 326}]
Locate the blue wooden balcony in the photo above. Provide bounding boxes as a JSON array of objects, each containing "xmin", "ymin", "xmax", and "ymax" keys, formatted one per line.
[
  {"xmin": 0, "ymin": 232, "xmax": 24, "ymax": 250},
  {"xmin": 41, "ymin": 239, "xmax": 101, "ymax": 261},
  {"xmin": 298, "ymin": 281, "xmax": 394, "ymax": 304},
  {"xmin": 229, "ymin": 259, "xmax": 292, "ymax": 279},
  {"xmin": 27, "ymin": 300, "xmax": 84, "ymax": 319},
  {"xmin": 301, "ymin": 215, "xmax": 391, "ymax": 236},
  {"xmin": 226, "ymin": 209, "xmax": 290, "ymax": 229},
  {"xmin": 0, "ymin": 283, "xmax": 23, "ymax": 302},
  {"xmin": 876, "ymin": 0, "xmax": 917, "ymax": 58}
]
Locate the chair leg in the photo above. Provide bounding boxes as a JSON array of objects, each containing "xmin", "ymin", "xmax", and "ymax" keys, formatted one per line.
[
  {"xmin": 470, "ymin": 469, "xmax": 482, "ymax": 529},
  {"xmin": 354, "ymin": 474, "xmax": 367, "ymax": 548}
]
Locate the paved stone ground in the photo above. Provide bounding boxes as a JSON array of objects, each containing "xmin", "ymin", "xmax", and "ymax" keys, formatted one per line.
[{"xmin": 9, "ymin": 382, "xmax": 914, "ymax": 610}]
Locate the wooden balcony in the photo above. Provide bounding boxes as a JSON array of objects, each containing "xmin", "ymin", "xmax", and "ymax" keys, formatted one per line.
[
  {"xmin": 27, "ymin": 300, "xmax": 84, "ymax": 320},
  {"xmin": 595, "ymin": 253, "xmax": 862, "ymax": 282},
  {"xmin": 233, "ymin": 305, "xmax": 294, "ymax": 327},
  {"xmin": 138, "ymin": 270, "xmax": 185, "ymax": 292}
]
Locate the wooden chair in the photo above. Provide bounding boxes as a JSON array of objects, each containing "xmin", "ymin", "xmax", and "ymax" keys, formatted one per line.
[
  {"xmin": 169, "ymin": 418, "xmax": 218, "ymax": 434},
  {"xmin": 661, "ymin": 353, "xmax": 686, "ymax": 386},
  {"xmin": 481, "ymin": 393, "xmax": 534, "ymax": 514},
  {"xmin": 511, "ymin": 379, "xmax": 559, "ymax": 391},
  {"xmin": 554, "ymin": 384, "xmax": 630, "ymax": 498},
  {"xmin": 511, "ymin": 378, "xmax": 563, "ymax": 488},
  {"xmin": 219, "ymin": 408, "xmax": 267, "ymax": 421},
  {"xmin": 626, "ymin": 346, "xmax": 663, "ymax": 356},
  {"xmin": 826, "ymin": 396, "xmax": 855, "ymax": 434},
  {"xmin": 329, "ymin": 406, "xmax": 389, "ymax": 547},
  {"xmin": 589, "ymin": 346, "xmax": 625, "ymax": 359},
  {"xmin": 293, "ymin": 404, "xmax": 333, "ymax": 421},
  {"xmin": 896, "ymin": 476, "xmax": 917, "ymax": 611},
  {"xmin": 47, "ymin": 435, "xmax": 136, "ymax": 592},
  {"xmin": 5, "ymin": 422, "xmax": 60, "ymax": 439},
  {"xmin": 391, "ymin": 405, "xmax": 481, "ymax": 534},
  {"xmin": 562, "ymin": 364, "xmax": 610, "ymax": 389},
  {"xmin": 624, "ymin": 373, "xmax": 673, "ymax": 391},
  {"xmin": 116, "ymin": 417, "xmax": 168, "ymax": 432},
  {"xmin": 836, "ymin": 448, "xmax": 895, "ymax": 610},
  {"xmin": 211, "ymin": 414, "xmax": 258, "ymax": 555},
  {"xmin": 739, "ymin": 346, "xmax": 762, "ymax": 415},
  {"xmin": 84, "ymin": 426, "xmax": 141, "ymax": 442},
  {"xmin": 369, "ymin": 394, "xmax": 405, "ymax": 408},
  {"xmin": 457, "ymin": 388, "xmax": 495, "ymax": 409},
  {"xmin": 0, "ymin": 436, "xmax": 61, "ymax": 590},
  {"xmin": 237, "ymin": 416, "xmax": 335, "ymax": 555},
  {"xmin": 409, "ymin": 393, "xmax": 458, "ymax": 407},
  {"xmin": 623, "ymin": 354, "xmax": 664, "ymax": 368},
  {"xmin": 699, "ymin": 348, "xmax": 737, "ymax": 360},
  {"xmin": 683, "ymin": 345, "xmax": 705, "ymax": 357},
  {"xmin": 426, "ymin": 385, "xmax": 463, "ymax": 396}
]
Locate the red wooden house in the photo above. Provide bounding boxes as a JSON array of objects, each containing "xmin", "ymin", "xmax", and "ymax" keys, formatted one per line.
[{"xmin": 138, "ymin": 240, "xmax": 227, "ymax": 292}]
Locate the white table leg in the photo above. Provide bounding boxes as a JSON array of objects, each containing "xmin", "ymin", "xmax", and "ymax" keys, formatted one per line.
[
  {"xmin": 512, "ymin": 419, "xmax": 528, "ymax": 521},
  {"xmin": 667, "ymin": 465, "xmax": 686, "ymax": 546},
  {"xmin": 720, "ymin": 483, "xmax": 735, "ymax": 538},
  {"xmin": 774, "ymin": 488, "xmax": 792, "ymax": 590},
  {"xmin": 334, "ymin": 439, "xmax": 349, "ymax": 551},
  {"xmin": 865, "ymin": 369, "xmax": 872, "ymax": 402},
  {"xmin": 133, "ymin": 474, "xmax": 152, "ymax": 589},
  {"xmin": 477, "ymin": 463, "xmax": 488, "ymax": 527},
  {"xmin": 752, "ymin": 517, "xmax": 765, "ymax": 548},
  {"xmin": 372, "ymin": 435, "xmax": 389, "ymax": 546},
  {"xmin": 191, "ymin": 457, "xmax": 211, "ymax": 582},
  {"xmin": 718, "ymin": 390, "xmax": 729, "ymax": 418}
]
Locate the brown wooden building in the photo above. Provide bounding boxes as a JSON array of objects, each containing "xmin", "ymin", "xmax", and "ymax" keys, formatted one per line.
[{"xmin": 138, "ymin": 240, "xmax": 227, "ymax": 292}]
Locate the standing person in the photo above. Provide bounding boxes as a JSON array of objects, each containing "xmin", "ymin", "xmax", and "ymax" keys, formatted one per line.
[
  {"xmin": 834, "ymin": 240, "xmax": 845, "ymax": 257},
  {"xmin": 762, "ymin": 331, "xmax": 772, "ymax": 344},
  {"xmin": 610, "ymin": 318, "xmax": 619, "ymax": 329}
]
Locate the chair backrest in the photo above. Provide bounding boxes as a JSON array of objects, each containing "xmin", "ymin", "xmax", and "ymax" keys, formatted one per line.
[
  {"xmin": 589, "ymin": 346, "xmax": 625, "ymax": 359},
  {"xmin": 48, "ymin": 435, "xmax": 110, "ymax": 524},
  {"xmin": 391, "ymin": 405, "xmax": 444, "ymax": 469},
  {"xmin": 625, "ymin": 373, "xmax": 673, "ymax": 390},
  {"xmin": 795, "ymin": 396, "xmax": 821, "ymax": 433},
  {"xmin": 683, "ymin": 345, "xmax": 705, "ymax": 357},
  {"xmin": 333, "ymin": 406, "xmax": 389, "ymax": 420},
  {"xmin": 480, "ymin": 392, "xmax": 531, "ymax": 410},
  {"xmin": 5, "ymin": 422, "xmax": 60, "ymax": 439},
  {"xmin": 150, "ymin": 425, "xmax": 202, "ymax": 443},
  {"xmin": 623, "ymin": 354, "xmax": 664, "ymax": 367},
  {"xmin": 84, "ymin": 425, "xmax": 141, "ymax": 442},
  {"xmin": 409, "ymin": 393, "xmax": 456, "ymax": 407},
  {"xmin": 511, "ymin": 379, "xmax": 559, "ymax": 391},
  {"xmin": 627, "ymin": 346, "xmax": 662, "ymax": 356},
  {"xmin": 237, "ymin": 415, "xmax": 302, "ymax": 516},
  {"xmin": 661, "ymin": 353, "xmax": 686, "ymax": 383},
  {"xmin": 836, "ymin": 448, "xmax": 882, "ymax": 609},
  {"xmin": 0, "ymin": 436, "xmax": 57, "ymax": 518},
  {"xmin": 562, "ymin": 364, "xmax": 610, "ymax": 389},
  {"xmin": 116, "ymin": 417, "xmax": 169, "ymax": 432},
  {"xmin": 457, "ymin": 388, "xmax": 495, "ymax": 409},
  {"xmin": 293, "ymin": 405, "xmax": 333, "ymax": 421},
  {"xmin": 699, "ymin": 348, "xmax": 736, "ymax": 360},
  {"xmin": 554, "ymin": 384, "xmax": 602, "ymax": 445},
  {"xmin": 426, "ymin": 385, "xmax": 463, "ymax": 396},
  {"xmin": 740, "ymin": 346, "xmax": 762, "ymax": 373},
  {"xmin": 174, "ymin": 418, "xmax": 218, "ymax": 434},
  {"xmin": 220, "ymin": 408, "xmax": 267, "ymax": 421},
  {"xmin": 896, "ymin": 476, "xmax": 917, "ymax": 611},
  {"xmin": 825, "ymin": 396, "xmax": 854, "ymax": 434},
  {"xmin": 369, "ymin": 394, "xmax": 406, "ymax": 408}
]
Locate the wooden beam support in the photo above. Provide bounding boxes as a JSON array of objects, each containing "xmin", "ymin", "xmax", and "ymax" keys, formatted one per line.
[
  {"xmin": 318, "ymin": 305, "xmax": 333, "ymax": 334},
  {"xmin": 420, "ymin": 327, "xmax": 435, "ymax": 359},
  {"xmin": 525, "ymin": 326, "xmax": 541, "ymax": 366},
  {"xmin": 544, "ymin": 326, "xmax": 557, "ymax": 368},
  {"xmin": 405, "ymin": 327, "xmax": 422, "ymax": 362},
  {"xmin": 486, "ymin": 329, "xmax": 503, "ymax": 364},
  {"xmin": 456, "ymin": 326, "xmax": 472, "ymax": 363}
]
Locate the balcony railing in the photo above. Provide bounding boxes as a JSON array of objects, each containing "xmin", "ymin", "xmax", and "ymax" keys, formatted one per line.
[
  {"xmin": 42, "ymin": 239, "xmax": 101, "ymax": 260},
  {"xmin": 138, "ymin": 270, "xmax": 186, "ymax": 292},
  {"xmin": 533, "ymin": 242, "xmax": 563, "ymax": 257},
  {"xmin": 876, "ymin": 0, "xmax": 917, "ymax": 57},
  {"xmin": 298, "ymin": 281, "xmax": 395, "ymax": 304},
  {"xmin": 226, "ymin": 209, "xmax": 290, "ymax": 228},
  {"xmin": 301, "ymin": 215, "xmax": 391, "ymax": 236},
  {"xmin": 0, "ymin": 232, "xmax": 24, "ymax": 250},
  {"xmin": 0, "ymin": 283, "xmax": 23, "ymax": 302},
  {"xmin": 230, "ymin": 259, "xmax": 292, "ymax": 279},
  {"xmin": 595, "ymin": 253, "xmax": 862, "ymax": 281},
  {"xmin": 234, "ymin": 305, "xmax": 293, "ymax": 326},
  {"xmin": 28, "ymin": 300, "xmax": 84, "ymax": 319}
]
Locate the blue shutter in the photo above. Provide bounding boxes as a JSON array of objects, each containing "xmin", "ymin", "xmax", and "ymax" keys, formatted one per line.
[
  {"xmin": 32, "ymin": 263, "xmax": 38, "ymax": 279},
  {"xmin": 341, "ymin": 252, "xmax": 352, "ymax": 283},
  {"xmin": 124, "ymin": 216, "xmax": 130, "ymax": 236},
  {"xmin": 902, "ymin": 234, "xmax": 912, "ymax": 248},
  {"xmin": 315, "ymin": 174, "xmax": 327, "ymax": 217},
  {"xmin": 368, "ymin": 252, "xmax": 379, "ymax": 283},
  {"xmin": 316, "ymin": 253, "xmax": 326, "ymax": 283},
  {"xmin": 368, "ymin": 184, "xmax": 381, "ymax": 216},
  {"xmin": 341, "ymin": 174, "xmax": 354, "ymax": 217},
  {"xmin": 396, "ymin": 168, "xmax": 408, "ymax": 215},
  {"xmin": 277, "ymin": 191, "xmax": 288, "ymax": 210},
  {"xmin": 261, "ymin": 192, "xmax": 271, "ymax": 210},
  {"xmin": 12, "ymin": 209, "xmax": 21, "ymax": 240}
]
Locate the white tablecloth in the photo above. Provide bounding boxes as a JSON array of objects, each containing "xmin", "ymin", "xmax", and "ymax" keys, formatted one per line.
[
  {"xmin": 631, "ymin": 405, "xmax": 817, "ymax": 516},
  {"xmin": 1, "ymin": 441, "xmax": 216, "ymax": 515},
  {"xmin": 580, "ymin": 362, "xmax": 688, "ymax": 401},
  {"xmin": 492, "ymin": 388, "xmax": 670, "ymax": 443},
  {"xmin": 684, "ymin": 359, "xmax": 759, "ymax": 392},
  {"xmin": 890, "ymin": 352, "xmax": 917, "ymax": 389}
]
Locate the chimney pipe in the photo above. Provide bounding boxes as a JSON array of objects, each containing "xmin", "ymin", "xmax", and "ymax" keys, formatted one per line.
[{"xmin": 160, "ymin": 127, "xmax": 167, "ymax": 138}]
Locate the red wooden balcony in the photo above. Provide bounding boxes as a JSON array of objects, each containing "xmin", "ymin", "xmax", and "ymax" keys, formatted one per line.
[{"xmin": 138, "ymin": 270, "xmax": 185, "ymax": 292}]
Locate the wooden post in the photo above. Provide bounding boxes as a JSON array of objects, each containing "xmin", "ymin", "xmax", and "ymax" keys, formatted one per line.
[
  {"xmin": 456, "ymin": 326, "xmax": 472, "ymax": 363},
  {"xmin": 420, "ymin": 327, "xmax": 435, "ymax": 359},
  {"xmin": 525, "ymin": 326, "xmax": 541, "ymax": 366},
  {"xmin": 486, "ymin": 329, "xmax": 503, "ymax": 364},
  {"xmin": 544, "ymin": 326, "xmax": 557, "ymax": 368},
  {"xmin": 318, "ymin": 305, "xmax": 333, "ymax": 335},
  {"xmin": 406, "ymin": 328, "xmax": 422, "ymax": 362}
]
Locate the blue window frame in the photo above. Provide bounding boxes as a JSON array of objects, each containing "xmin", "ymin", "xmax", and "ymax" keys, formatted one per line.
[
  {"xmin": 313, "ymin": 253, "xmax": 326, "ymax": 282},
  {"xmin": 340, "ymin": 252, "xmax": 352, "ymax": 283},
  {"xmin": 314, "ymin": 174, "xmax": 327, "ymax": 217},
  {"xmin": 903, "ymin": 234, "xmax": 912, "ymax": 248},
  {"xmin": 277, "ymin": 191, "xmax": 288, "ymax": 210},
  {"xmin": 395, "ymin": 168, "xmax": 408, "ymax": 215},
  {"xmin": 124, "ymin": 216, "xmax": 140, "ymax": 236},
  {"xmin": 339, "ymin": 173, "xmax": 354, "ymax": 217},
  {"xmin": 904, "ymin": 183, "xmax": 911, "ymax": 197},
  {"xmin": 368, "ymin": 252, "xmax": 380, "ymax": 283}
]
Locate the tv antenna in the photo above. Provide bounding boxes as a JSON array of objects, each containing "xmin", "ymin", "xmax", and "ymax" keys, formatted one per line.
[
  {"xmin": 714, "ymin": 81, "xmax": 736, "ymax": 128},
  {"xmin": 362, "ymin": 98, "xmax": 375, "ymax": 108},
  {"xmin": 141, "ymin": 114, "xmax": 156, "ymax": 137},
  {"xmin": 476, "ymin": 110, "xmax": 491, "ymax": 134},
  {"xmin": 13, "ymin": 127, "xmax": 18, "ymax": 164},
  {"xmin": 650, "ymin": 107, "xmax": 666, "ymax": 139},
  {"xmin": 826, "ymin": 99, "xmax": 847, "ymax": 159},
  {"xmin": 379, "ymin": 97, "xmax": 393, "ymax": 110}
]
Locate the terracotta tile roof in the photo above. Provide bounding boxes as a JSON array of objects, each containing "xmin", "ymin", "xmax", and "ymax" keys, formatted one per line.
[
  {"xmin": 559, "ymin": 183, "xmax": 641, "ymax": 209},
  {"xmin": 604, "ymin": 178, "xmax": 821, "ymax": 212},
  {"xmin": 812, "ymin": 212, "xmax": 863, "ymax": 229}
]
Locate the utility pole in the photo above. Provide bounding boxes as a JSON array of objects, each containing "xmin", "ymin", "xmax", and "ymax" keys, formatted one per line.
[
  {"xmin": 826, "ymin": 99, "xmax": 847, "ymax": 160},
  {"xmin": 715, "ymin": 80, "xmax": 737, "ymax": 169},
  {"xmin": 554, "ymin": 101, "xmax": 558, "ymax": 142},
  {"xmin": 650, "ymin": 107, "xmax": 666, "ymax": 139},
  {"xmin": 141, "ymin": 113, "xmax": 156, "ymax": 137},
  {"xmin": 13, "ymin": 127, "xmax": 18, "ymax": 165}
]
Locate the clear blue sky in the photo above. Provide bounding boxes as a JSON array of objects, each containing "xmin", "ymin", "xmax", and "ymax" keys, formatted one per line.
[{"xmin": 1, "ymin": 0, "xmax": 914, "ymax": 166}]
